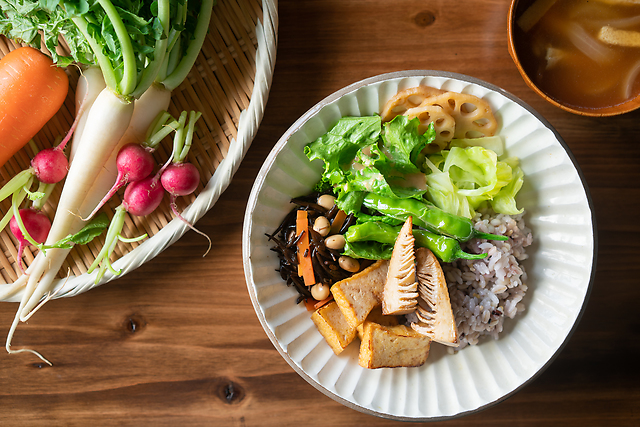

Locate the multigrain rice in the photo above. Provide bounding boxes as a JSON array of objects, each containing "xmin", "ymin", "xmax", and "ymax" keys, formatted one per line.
[{"xmin": 443, "ymin": 209, "xmax": 533, "ymax": 350}]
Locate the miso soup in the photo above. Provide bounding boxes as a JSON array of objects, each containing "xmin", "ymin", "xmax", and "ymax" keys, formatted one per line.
[{"xmin": 514, "ymin": 0, "xmax": 640, "ymax": 110}]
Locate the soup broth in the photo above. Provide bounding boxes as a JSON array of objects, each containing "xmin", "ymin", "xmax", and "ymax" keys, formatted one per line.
[{"xmin": 514, "ymin": 0, "xmax": 640, "ymax": 110}]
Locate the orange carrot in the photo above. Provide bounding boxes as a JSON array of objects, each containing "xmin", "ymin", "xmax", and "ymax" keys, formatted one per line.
[
  {"xmin": 305, "ymin": 295, "xmax": 334, "ymax": 312},
  {"xmin": 304, "ymin": 298, "xmax": 316, "ymax": 312},
  {"xmin": 0, "ymin": 47, "xmax": 69, "ymax": 168},
  {"xmin": 314, "ymin": 295, "xmax": 334, "ymax": 310},
  {"xmin": 296, "ymin": 209, "xmax": 316, "ymax": 287}
]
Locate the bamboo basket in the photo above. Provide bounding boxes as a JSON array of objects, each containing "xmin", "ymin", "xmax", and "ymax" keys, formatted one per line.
[{"xmin": 0, "ymin": 0, "xmax": 278, "ymax": 302}]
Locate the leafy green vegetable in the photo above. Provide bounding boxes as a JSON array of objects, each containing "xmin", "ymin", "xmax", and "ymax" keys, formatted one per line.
[
  {"xmin": 381, "ymin": 115, "xmax": 427, "ymax": 174},
  {"xmin": 491, "ymin": 165, "xmax": 524, "ymax": 215},
  {"xmin": 422, "ymin": 156, "xmax": 475, "ymax": 219},
  {"xmin": 423, "ymin": 144, "xmax": 524, "ymax": 218},
  {"xmin": 449, "ymin": 135, "xmax": 505, "ymax": 157},
  {"xmin": 306, "ymin": 115, "xmax": 432, "ymax": 201},
  {"xmin": 302, "ymin": 109, "xmax": 524, "ymax": 265},
  {"xmin": 0, "ymin": 0, "xmax": 212, "ymax": 98},
  {"xmin": 335, "ymin": 190, "xmax": 366, "ymax": 215},
  {"xmin": 44, "ymin": 212, "xmax": 110, "ymax": 249},
  {"xmin": 0, "ymin": 0, "xmax": 93, "ymax": 67},
  {"xmin": 305, "ymin": 115, "xmax": 382, "ymax": 178}
]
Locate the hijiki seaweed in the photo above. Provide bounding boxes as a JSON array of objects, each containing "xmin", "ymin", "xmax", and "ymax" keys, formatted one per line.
[{"xmin": 266, "ymin": 192, "xmax": 364, "ymax": 304}]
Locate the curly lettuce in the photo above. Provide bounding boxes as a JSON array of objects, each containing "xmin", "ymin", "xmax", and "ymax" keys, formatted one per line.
[{"xmin": 305, "ymin": 115, "xmax": 434, "ymax": 211}]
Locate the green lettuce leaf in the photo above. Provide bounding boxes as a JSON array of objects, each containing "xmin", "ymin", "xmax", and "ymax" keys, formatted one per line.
[
  {"xmin": 335, "ymin": 190, "xmax": 366, "ymax": 215},
  {"xmin": 304, "ymin": 116, "xmax": 382, "ymax": 174},
  {"xmin": 424, "ymin": 146, "xmax": 523, "ymax": 218},
  {"xmin": 381, "ymin": 115, "xmax": 428, "ymax": 174}
]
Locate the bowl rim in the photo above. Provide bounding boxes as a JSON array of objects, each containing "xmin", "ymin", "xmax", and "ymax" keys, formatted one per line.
[
  {"xmin": 242, "ymin": 69, "xmax": 598, "ymax": 421},
  {"xmin": 506, "ymin": 0, "xmax": 640, "ymax": 117}
]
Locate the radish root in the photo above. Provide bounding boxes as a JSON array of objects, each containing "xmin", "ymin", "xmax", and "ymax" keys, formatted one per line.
[{"xmin": 169, "ymin": 198, "xmax": 212, "ymax": 257}]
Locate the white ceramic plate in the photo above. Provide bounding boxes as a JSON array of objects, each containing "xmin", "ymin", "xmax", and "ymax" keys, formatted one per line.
[{"xmin": 242, "ymin": 71, "xmax": 596, "ymax": 421}]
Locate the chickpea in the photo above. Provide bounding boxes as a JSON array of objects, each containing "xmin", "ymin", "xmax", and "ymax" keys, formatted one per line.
[
  {"xmin": 313, "ymin": 216, "xmax": 331, "ymax": 236},
  {"xmin": 338, "ymin": 256, "xmax": 360, "ymax": 273},
  {"xmin": 311, "ymin": 283, "xmax": 330, "ymax": 301},
  {"xmin": 317, "ymin": 194, "xmax": 336, "ymax": 211},
  {"xmin": 325, "ymin": 234, "xmax": 346, "ymax": 250}
]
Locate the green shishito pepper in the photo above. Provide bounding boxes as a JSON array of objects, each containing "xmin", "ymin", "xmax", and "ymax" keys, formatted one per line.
[
  {"xmin": 343, "ymin": 240, "xmax": 394, "ymax": 260},
  {"xmin": 362, "ymin": 193, "xmax": 508, "ymax": 242},
  {"xmin": 344, "ymin": 221, "xmax": 487, "ymax": 263}
]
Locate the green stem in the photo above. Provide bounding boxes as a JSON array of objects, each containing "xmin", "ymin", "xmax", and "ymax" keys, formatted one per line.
[
  {"xmin": 27, "ymin": 140, "xmax": 39, "ymax": 155},
  {"xmin": 88, "ymin": 205, "xmax": 127, "ymax": 274},
  {"xmin": 159, "ymin": 2, "xmax": 187, "ymax": 81},
  {"xmin": 100, "ymin": 236, "xmax": 121, "ymax": 280},
  {"xmin": 0, "ymin": 189, "xmax": 27, "ymax": 235},
  {"xmin": 164, "ymin": 39, "xmax": 183, "ymax": 81},
  {"xmin": 178, "ymin": 111, "xmax": 202, "ymax": 162},
  {"xmin": 145, "ymin": 111, "xmax": 180, "ymax": 149},
  {"xmin": 71, "ymin": 15, "xmax": 118, "ymax": 92},
  {"xmin": 96, "ymin": 0, "xmax": 136, "ymax": 96},
  {"xmin": 118, "ymin": 234, "xmax": 147, "ymax": 243},
  {"xmin": 131, "ymin": 0, "xmax": 171, "ymax": 98},
  {"xmin": 31, "ymin": 183, "xmax": 56, "ymax": 211},
  {"xmin": 171, "ymin": 111, "xmax": 188, "ymax": 163},
  {"xmin": 11, "ymin": 182, "xmax": 44, "ymax": 249},
  {"xmin": 0, "ymin": 169, "xmax": 34, "ymax": 204},
  {"xmin": 162, "ymin": 0, "xmax": 214, "ymax": 91}
]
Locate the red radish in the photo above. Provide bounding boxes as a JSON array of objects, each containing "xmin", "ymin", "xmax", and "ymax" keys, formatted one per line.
[
  {"xmin": 154, "ymin": 110, "xmax": 210, "ymax": 255},
  {"xmin": 160, "ymin": 161, "xmax": 210, "ymax": 255},
  {"xmin": 160, "ymin": 162, "xmax": 200, "ymax": 198},
  {"xmin": 83, "ymin": 143, "xmax": 156, "ymax": 220},
  {"xmin": 117, "ymin": 144, "xmax": 155, "ymax": 182},
  {"xmin": 28, "ymin": 84, "xmax": 90, "ymax": 185},
  {"xmin": 31, "ymin": 148, "xmax": 69, "ymax": 184},
  {"xmin": 9, "ymin": 209, "xmax": 51, "ymax": 273},
  {"xmin": 122, "ymin": 176, "xmax": 165, "ymax": 217}
]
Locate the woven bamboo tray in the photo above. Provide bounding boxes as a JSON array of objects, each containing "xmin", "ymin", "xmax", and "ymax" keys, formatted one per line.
[{"xmin": 0, "ymin": 0, "xmax": 278, "ymax": 302}]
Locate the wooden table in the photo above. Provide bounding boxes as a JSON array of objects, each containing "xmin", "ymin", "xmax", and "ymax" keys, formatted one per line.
[{"xmin": 1, "ymin": 0, "xmax": 639, "ymax": 425}]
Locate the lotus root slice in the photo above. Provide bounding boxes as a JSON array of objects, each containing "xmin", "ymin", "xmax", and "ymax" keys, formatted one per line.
[
  {"xmin": 403, "ymin": 104, "xmax": 455, "ymax": 152},
  {"xmin": 380, "ymin": 86, "xmax": 446, "ymax": 122},
  {"xmin": 423, "ymin": 91, "xmax": 498, "ymax": 139}
]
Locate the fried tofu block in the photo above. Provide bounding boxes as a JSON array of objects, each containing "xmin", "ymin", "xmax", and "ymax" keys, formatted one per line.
[
  {"xmin": 356, "ymin": 306, "xmax": 401, "ymax": 340},
  {"xmin": 594, "ymin": 0, "xmax": 640, "ymax": 5},
  {"xmin": 358, "ymin": 322, "xmax": 431, "ymax": 369},
  {"xmin": 331, "ymin": 260, "xmax": 389, "ymax": 328},
  {"xmin": 516, "ymin": 0, "xmax": 557, "ymax": 32},
  {"xmin": 311, "ymin": 301, "xmax": 357, "ymax": 355},
  {"xmin": 598, "ymin": 25, "xmax": 640, "ymax": 48}
]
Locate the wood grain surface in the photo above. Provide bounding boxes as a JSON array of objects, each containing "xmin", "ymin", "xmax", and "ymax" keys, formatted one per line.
[{"xmin": 1, "ymin": 0, "xmax": 639, "ymax": 425}]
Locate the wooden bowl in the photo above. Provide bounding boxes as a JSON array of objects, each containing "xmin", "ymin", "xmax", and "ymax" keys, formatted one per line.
[{"xmin": 507, "ymin": 0, "xmax": 640, "ymax": 117}]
